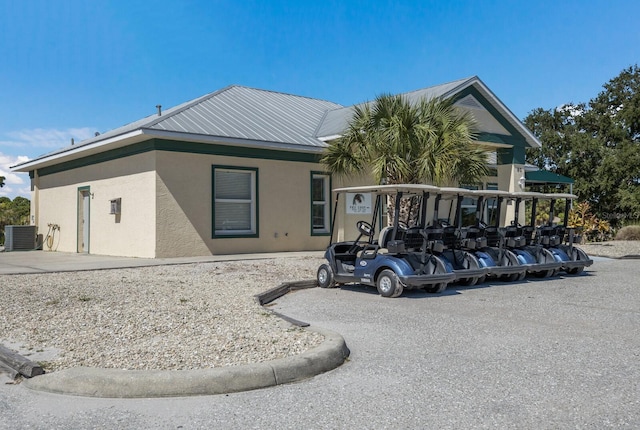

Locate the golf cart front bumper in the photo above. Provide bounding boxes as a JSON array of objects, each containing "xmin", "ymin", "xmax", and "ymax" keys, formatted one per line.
[
  {"xmin": 528, "ymin": 261, "xmax": 563, "ymax": 273},
  {"xmin": 399, "ymin": 273, "xmax": 456, "ymax": 287},
  {"xmin": 451, "ymin": 267, "xmax": 489, "ymax": 280},
  {"xmin": 561, "ymin": 259, "xmax": 593, "ymax": 270},
  {"xmin": 486, "ymin": 264, "xmax": 530, "ymax": 277}
]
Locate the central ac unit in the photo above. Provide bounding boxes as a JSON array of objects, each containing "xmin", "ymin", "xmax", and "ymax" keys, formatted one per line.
[{"xmin": 4, "ymin": 225, "xmax": 36, "ymax": 251}]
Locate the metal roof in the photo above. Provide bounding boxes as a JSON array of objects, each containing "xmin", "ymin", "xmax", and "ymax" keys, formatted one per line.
[
  {"xmin": 525, "ymin": 170, "xmax": 575, "ymax": 184},
  {"xmin": 314, "ymin": 77, "xmax": 472, "ymax": 139},
  {"xmin": 13, "ymin": 86, "xmax": 343, "ymax": 171},
  {"xmin": 314, "ymin": 76, "xmax": 542, "ymax": 149},
  {"xmin": 12, "ymin": 77, "xmax": 541, "ymax": 172}
]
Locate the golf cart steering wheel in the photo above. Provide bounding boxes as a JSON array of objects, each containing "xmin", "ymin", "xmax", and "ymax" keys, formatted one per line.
[{"xmin": 356, "ymin": 221, "xmax": 374, "ymax": 237}]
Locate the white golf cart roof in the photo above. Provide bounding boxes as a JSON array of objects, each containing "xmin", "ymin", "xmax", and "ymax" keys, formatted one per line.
[
  {"xmin": 332, "ymin": 184, "xmax": 440, "ymax": 195},
  {"xmin": 436, "ymin": 187, "xmax": 473, "ymax": 196},
  {"xmin": 511, "ymin": 191, "xmax": 547, "ymax": 200},
  {"xmin": 471, "ymin": 189, "xmax": 513, "ymax": 198},
  {"xmin": 544, "ymin": 193, "xmax": 578, "ymax": 200}
]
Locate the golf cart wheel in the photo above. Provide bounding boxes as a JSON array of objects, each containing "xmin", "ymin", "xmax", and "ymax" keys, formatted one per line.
[
  {"xmin": 534, "ymin": 270, "xmax": 554, "ymax": 278},
  {"xmin": 459, "ymin": 277, "xmax": 477, "ymax": 287},
  {"xmin": 567, "ymin": 266, "xmax": 584, "ymax": 275},
  {"xmin": 507, "ymin": 273, "xmax": 520, "ymax": 282},
  {"xmin": 424, "ymin": 283, "xmax": 447, "ymax": 294},
  {"xmin": 317, "ymin": 264, "xmax": 336, "ymax": 288},
  {"xmin": 376, "ymin": 269, "xmax": 403, "ymax": 298}
]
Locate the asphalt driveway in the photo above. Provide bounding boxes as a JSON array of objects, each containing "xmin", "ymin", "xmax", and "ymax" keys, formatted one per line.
[{"xmin": 1, "ymin": 257, "xmax": 639, "ymax": 429}]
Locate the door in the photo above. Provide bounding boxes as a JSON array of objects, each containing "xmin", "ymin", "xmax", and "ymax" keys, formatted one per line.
[{"xmin": 77, "ymin": 187, "xmax": 90, "ymax": 253}]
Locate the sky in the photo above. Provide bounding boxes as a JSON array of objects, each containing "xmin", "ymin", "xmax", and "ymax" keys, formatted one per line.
[{"xmin": 1, "ymin": 0, "xmax": 639, "ymax": 199}]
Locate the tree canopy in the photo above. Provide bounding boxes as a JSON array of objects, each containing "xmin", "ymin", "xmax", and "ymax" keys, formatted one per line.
[
  {"xmin": 321, "ymin": 94, "xmax": 488, "ymax": 186},
  {"xmin": 525, "ymin": 65, "xmax": 640, "ymax": 225},
  {"xmin": 0, "ymin": 196, "xmax": 31, "ymax": 245}
]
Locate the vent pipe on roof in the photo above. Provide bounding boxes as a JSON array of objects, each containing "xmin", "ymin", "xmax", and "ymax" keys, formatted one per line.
[
  {"xmin": 71, "ymin": 138, "xmax": 75, "ymax": 145},
  {"xmin": 156, "ymin": 104, "xmax": 162, "ymax": 116}
]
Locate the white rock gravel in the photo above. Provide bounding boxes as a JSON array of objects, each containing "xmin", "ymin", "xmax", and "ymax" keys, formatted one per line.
[{"xmin": 0, "ymin": 256, "xmax": 325, "ymax": 372}]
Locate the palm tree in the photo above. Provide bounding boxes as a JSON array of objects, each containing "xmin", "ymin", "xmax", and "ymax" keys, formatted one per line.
[
  {"xmin": 321, "ymin": 94, "xmax": 489, "ymax": 224},
  {"xmin": 321, "ymin": 94, "xmax": 488, "ymax": 186}
]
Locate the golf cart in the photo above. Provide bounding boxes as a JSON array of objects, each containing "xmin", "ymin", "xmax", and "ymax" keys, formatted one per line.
[
  {"xmin": 428, "ymin": 187, "xmax": 491, "ymax": 286},
  {"xmin": 466, "ymin": 189, "xmax": 529, "ymax": 281},
  {"xmin": 509, "ymin": 192, "xmax": 564, "ymax": 277},
  {"xmin": 534, "ymin": 193, "xmax": 593, "ymax": 274},
  {"xmin": 317, "ymin": 185, "xmax": 456, "ymax": 298}
]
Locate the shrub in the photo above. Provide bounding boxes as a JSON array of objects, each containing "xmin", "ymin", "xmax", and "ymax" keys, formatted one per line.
[
  {"xmin": 615, "ymin": 225, "xmax": 640, "ymax": 241},
  {"xmin": 568, "ymin": 201, "xmax": 612, "ymax": 242}
]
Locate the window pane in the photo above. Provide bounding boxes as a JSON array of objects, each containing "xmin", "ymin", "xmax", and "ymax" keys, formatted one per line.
[
  {"xmin": 312, "ymin": 177, "xmax": 325, "ymax": 202},
  {"xmin": 215, "ymin": 170, "xmax": 251, "ymax": 199},
  {"xmin": 215, "ymin": 202, "xmax": 251, "ymax": 231},
  {"xmin": 312, "ymin": 204, "xmax": 326, "ymax": 229}
]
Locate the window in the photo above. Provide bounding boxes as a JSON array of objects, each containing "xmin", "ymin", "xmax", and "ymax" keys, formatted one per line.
[
  {"xmin": 212, "ymin": 166, "xmax": 258, "ymax": 237},
  {"xmin": 311, "ymin": 173, "xmax": 330, "ymax": 235}
]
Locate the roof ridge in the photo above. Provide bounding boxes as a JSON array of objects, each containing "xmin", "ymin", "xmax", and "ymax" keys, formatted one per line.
[
  {"xmin": 227, "ymin": 85, "xmax": 342, "ymax": 106},
  {"xmin": 141, "ymin": 85, "xmax": 237, "ymax": 129},
  {"xmin": 398, "ymin": 76, "xmax": 478, "ymax": 99}
]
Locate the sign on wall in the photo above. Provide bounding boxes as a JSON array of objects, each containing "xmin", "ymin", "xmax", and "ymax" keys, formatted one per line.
[{"xmin": 346, "ymin": 193, "xmax": 372, "ymax": 214}]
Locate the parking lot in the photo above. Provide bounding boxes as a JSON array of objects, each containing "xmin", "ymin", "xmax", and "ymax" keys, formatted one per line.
[{"xmin": 1, "ymin": 257, "xmax": 639, "ymax": 429}]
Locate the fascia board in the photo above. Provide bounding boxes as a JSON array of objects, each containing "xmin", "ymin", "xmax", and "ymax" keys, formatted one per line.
[
  {"xmin": 11, "ymin": 130, "xmax": 146, "ymax": 172},
  {"xmin": 140, "ymin": 129, "xmax": 328, "ymax": 154},
  {"xmin": 453, "ymin": 78, "xmax": 542, "ymax": 148}
]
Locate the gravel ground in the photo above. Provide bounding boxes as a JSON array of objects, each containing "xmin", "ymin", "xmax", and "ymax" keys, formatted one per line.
[
  {"xmin": 580, "ymin": 240, "xmax": 640, "ymax": 258},
  {"xmin": 0, "ymin": 241, "xmax": 636, "ymax": 375},
  {"xmin": 0, "ymin": 256, "xmax": 325, "ymax": 372}
]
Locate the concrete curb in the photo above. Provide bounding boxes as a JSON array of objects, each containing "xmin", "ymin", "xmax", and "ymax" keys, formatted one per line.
[
  {"xmin": 21, "ymin": 280, "xmax": 350, "ymax": 398},
  {"xmin": 23, "ymin": 327, "xmax": 349, "ymax": 398}
]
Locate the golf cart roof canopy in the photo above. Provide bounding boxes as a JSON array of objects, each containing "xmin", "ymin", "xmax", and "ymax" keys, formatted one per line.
[
  {"xmin": 437, "ymin": 187, "xmax": 474, "ymax": 197},
  {"xmin": 544, "ymin": 193, "xmax": 578, "ymax": 200},
  {"xmin": 511, "ymin": 191, "xmax": 547, "ymax": 200},
  {"xmin": 332, "ymin": 184, "xmax": 440, "ymax": 195},
  {"xmin": 470, "ymin": 189, "xmax": 513, "ymax": 198}
]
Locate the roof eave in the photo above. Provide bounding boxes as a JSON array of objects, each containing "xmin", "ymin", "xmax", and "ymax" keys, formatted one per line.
[{"xmin": 10, "ymin": 130, "xmax": 146, "ymax": 172}]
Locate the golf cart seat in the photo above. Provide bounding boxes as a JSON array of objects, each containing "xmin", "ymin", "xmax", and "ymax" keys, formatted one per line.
[
  {"xmin": 484, "ymin": 226, "xmax": 502, "ymax": 248},
  {"xmin": 537, "ymin": 226, "xmax": 561, "ymax": 247},
  {"xmin": 504, "ymin": 225, "xmax": 527, "ymax": 248},
  {"xmin": 378, "ymin": 226, "xmax": 393, "ymax": 248},
  {"xmin": 461, "ymin": 227, "xmax": 487, "ymax": 249}
]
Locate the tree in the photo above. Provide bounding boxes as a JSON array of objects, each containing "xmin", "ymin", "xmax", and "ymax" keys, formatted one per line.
[
  {"xmin": 525, "ymin": 65, "xmax": 640, "ymax": 225},
  {"xmin": 321, "ymin": 94, "xmax": 488, "ymax": 226},
  {"xmin": 0, "ymin": 196, "xmax": 30, "ymax": 245},
  {"xmin": 321, "ymin": 94, "xmax": 488, "ymax": 186}
]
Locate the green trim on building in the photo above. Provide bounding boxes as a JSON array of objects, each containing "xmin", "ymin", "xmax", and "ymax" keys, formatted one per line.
[
  {"xmin": 497, "ymin": 147, "xmax": 526, "ymax": 165},
  {"xmin": 35, "ymin": 138, "xmax": 322, "ymax": 177},
  {"xmin": 77, "ymin": 186, "xmax": 91, "ymax": 254},
  {"xmin": 452, "ymin": 86, "xmax": 529, "ymax": 165},
  {"xmin": 211, "ymin": 165, "xmax": 260, "ymax": 239}
]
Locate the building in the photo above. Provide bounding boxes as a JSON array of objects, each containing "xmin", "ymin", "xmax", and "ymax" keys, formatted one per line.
[{"xmin": 11, "ymin": 76, "xmax": 542, "ymax": 258}]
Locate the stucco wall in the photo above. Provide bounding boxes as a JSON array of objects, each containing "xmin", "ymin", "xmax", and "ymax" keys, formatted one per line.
[
  {"xmin": 154, "ymin": 151, "xmax": 333, "ymax": 257},
  {"xmin": 32, "ymin": 152, "xmax": 157, "ymax": 257}
]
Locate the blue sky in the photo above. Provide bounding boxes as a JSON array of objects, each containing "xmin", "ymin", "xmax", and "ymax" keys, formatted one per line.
[{"xmin": 1, "ymin": 0, "xmax": 639, "ymax": 199}]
